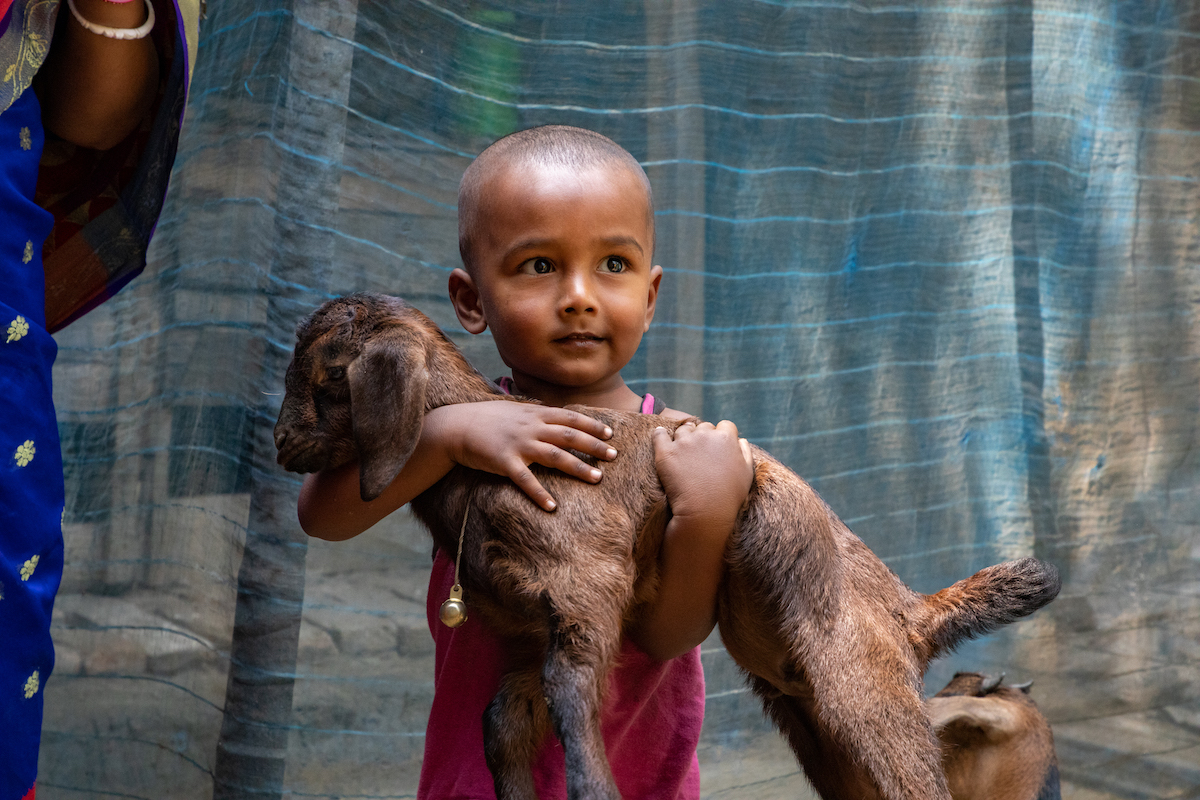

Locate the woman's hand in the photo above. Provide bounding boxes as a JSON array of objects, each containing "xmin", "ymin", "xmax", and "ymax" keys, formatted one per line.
[{"xmin": 429, "ymin": 401, "xmax": 618, "ymax": 512}]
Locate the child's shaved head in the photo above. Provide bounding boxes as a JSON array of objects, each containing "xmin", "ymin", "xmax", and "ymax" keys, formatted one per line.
[{"xmin": 458, "ymin": 125, "xmax": 654, "ymax": 273}]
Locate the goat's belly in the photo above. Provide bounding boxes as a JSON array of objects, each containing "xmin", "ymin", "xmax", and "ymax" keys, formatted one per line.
[
  {"xmin": 487, "ymin": 546, "xmax": 637, "ymax": 603},
  {"xmin": 466, "ymin": 515, "xmax": 642, "ymax": 641}
]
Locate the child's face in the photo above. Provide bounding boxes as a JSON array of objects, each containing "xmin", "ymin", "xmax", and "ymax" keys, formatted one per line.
[{"xmin": 456, "ymin": 161, "xmax": 661, "ymax": 395}]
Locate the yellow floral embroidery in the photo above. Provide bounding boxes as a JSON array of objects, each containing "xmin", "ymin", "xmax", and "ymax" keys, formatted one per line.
[
  {"xmin": 23, "ymin": 671, "xmax": 39, "ymax": 699},
  {"xmin": 2, "ymin": 1, "xmax": 52, "ymax": 98},
  {"xmin": 19, "ymin": 126, "xmax": 31, "ymax": 150},
  {"xmin": 15, "ymin": 440, "xmax": 35, "ymax": 467},
  {"xmin": 20, "ymin": 555, "xmax": 38, "ymax": 581},
  {"xmin": 22, "ymin": 240, "xmax": 33, "ymax": 263},
  {"xmin": 7, "ymin": 316, "xmax": 28, "ymax": 343}
]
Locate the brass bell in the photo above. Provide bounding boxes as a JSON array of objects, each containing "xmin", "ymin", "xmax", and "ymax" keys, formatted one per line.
[{"xmin": 439, "ymin": 584, "xmax": 467, "ymax": 628}]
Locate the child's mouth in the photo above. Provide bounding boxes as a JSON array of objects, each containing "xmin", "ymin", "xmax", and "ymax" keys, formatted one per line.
[{"xmin": 556, "ymin": 333, "xmax": 604, "ymax": 346}]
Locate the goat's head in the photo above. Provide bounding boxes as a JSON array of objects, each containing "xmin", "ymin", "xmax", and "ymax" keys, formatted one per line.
[
  {"xmin": 928, "ymin": 672, "xmax": 1059, "ymax": 800},
  {"xmin": 274, "ymin": 293, "xmax": 433, "ymax": 501}
]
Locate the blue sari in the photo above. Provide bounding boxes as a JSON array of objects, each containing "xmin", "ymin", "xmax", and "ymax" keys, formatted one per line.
[
  {"xmin": 0, "ymin": 75, "xmax": 64, "ymax": 800},
  {"xmin": 0, "ymin": 0, "xmax": 198, "ymax": 795}
]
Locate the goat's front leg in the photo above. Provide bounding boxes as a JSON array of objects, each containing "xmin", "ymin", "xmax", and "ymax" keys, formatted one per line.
[{"xmin": 484, "ymin": 663, "xmax": 552, "ymax": 800}]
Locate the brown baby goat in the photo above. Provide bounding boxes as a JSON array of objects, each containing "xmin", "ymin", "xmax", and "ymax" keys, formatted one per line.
[
  {"xmin": 930, "ymin": 673, "xmax": 1060, "ymax": 800},
  {"xmin": 273, "ymin": 293, "xmax": 1061, "ymax": 800}
]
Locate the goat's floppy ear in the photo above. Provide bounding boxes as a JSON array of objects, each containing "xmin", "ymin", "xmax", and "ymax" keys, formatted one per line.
[
  {"xmin": 347, "ymin": 329, "xmax": 430, "ymax": 502},
  {"xmin": 927, "ymin": 696, "xmax": 1020, "ymax": 740}
]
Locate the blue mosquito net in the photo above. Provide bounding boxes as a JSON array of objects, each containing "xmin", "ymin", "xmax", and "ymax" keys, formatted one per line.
[{"xmin": 40, "ymin": 1, "xmax": 1200, "ymax": 798}]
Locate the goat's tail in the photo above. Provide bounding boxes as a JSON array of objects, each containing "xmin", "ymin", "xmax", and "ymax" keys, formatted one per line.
[{"xmin": 909, "ymin": 558, "xmax": 1061, "ymax": 664}]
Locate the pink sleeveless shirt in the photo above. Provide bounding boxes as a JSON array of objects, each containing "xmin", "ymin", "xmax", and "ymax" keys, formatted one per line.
[{"xmin": 417, "ymin": 390, "xmax": 705, "ymax": 799}]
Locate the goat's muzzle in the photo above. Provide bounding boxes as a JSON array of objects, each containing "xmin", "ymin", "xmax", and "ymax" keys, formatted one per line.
[
  {"xmin": 274, "ymin": 425, "xmax": 289, "ymax": 453},
  {"xmin": 273, "ymin": 421, "xmax": 321, "ymax": 473}
]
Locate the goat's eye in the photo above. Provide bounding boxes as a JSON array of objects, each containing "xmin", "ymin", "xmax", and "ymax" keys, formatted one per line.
[{"xmin": 326, "ymin": 365, "xmax": 346, "ymax": 381}]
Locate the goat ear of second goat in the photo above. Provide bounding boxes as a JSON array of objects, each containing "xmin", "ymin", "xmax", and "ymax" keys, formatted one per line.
[{"xmin": 348, "ymin": 327, "xmax": 431, "ymax": 501}]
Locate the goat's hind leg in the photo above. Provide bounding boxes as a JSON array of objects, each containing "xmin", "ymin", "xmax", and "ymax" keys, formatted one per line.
[
  {"xmin": 484, "ymin": 665, "xmax": 552, "ymax": 800},
  {"xmin": 483, "ymin": 619, "xmax": 621, "ymax": 800},
  {"xmin": 805, "ymin": 647, "xmax": 951, "ymax": 800},
  {"xmin": 541, "ymin": 611, "xmax": 623, "ymax": 800}
]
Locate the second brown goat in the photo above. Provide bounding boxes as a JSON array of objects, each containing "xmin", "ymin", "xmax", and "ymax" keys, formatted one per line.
[
  {"xmin": 930, "ymin": 673, "xmax": 1061, "ymax": 800},
  {"xmin": 274, "ymin": 293, "xmax": 1061, "ymax": 800}
]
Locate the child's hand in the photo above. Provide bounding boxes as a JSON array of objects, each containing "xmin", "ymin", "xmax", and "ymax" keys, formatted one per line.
[
  {"xmin": 652, "ymin": 420, "xmax": 755, "ymax": 524},
  {"xmin": 426, "ymin": 401, "xmax": 618, "ymax": 512},
  {"xmin": 633, "ymin": 420, "xmax": 754, "ymax": 660}
]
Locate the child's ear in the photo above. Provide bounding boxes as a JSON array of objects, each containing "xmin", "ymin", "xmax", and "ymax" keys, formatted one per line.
[
  {"xmin": 449, "ymin": 268, "xmax": 488, "ymax": 334},
  {"xmin": 643, "ymin": 264, "xmax": 663, "ymax": 331}
]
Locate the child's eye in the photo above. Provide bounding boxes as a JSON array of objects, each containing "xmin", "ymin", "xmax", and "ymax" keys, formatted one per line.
[
  {"xmin": 522, "ymin": 258, "xmax": 554, "ymax": 275},
  {"xmin": 601, "ymin": 257, "xmax": 626, "ymax": 274}
]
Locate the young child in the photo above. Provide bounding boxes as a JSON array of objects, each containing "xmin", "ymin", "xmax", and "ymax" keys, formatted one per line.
[{"xmin": 298, "ymin": 125, "xmax": 755, "ymax": 799}]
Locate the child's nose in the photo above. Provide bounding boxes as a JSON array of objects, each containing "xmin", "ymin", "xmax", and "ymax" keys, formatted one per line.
[{"xmin": 560, "ymin": 272, "xmax": 597, "ymax": 314}]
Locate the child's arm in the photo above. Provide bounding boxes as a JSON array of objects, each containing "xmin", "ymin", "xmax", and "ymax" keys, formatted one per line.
[
  {"xmin": 36, "ymin": 0, "xmax": 159, "ymax": 151},
  {"xmin": 298, "ymin": 400, "xmax": 617, "ymax": 541},
  {"xmin": 629, "ymin": 419, "xmax": 755, "ymax": 661}
]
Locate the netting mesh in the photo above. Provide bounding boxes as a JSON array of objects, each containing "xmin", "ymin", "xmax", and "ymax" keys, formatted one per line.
[{"xmin": 39, "ymin": 1, "xmax": 1200, "ymax": 798}]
